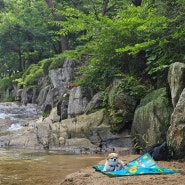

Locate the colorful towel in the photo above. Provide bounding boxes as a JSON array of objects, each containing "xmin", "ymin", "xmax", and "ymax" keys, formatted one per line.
[{"xmin": 93, "ymin": 153, "xmax": 178, "ymax": 177}]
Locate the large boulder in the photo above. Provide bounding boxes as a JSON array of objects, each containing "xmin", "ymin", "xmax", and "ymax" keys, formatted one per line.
[
  {"xmin": 0, "ymin": 126, "xmax": 40, "ymax": 149},
  {"xmin": 37, "ymin": 85, "xmax": 51, "ymax": 106},
  {"xmin": 107, "ymin": 78, "xmax": 137, "ymax": 132},
  {"xmin": 167, "ymin": 88, "xmax": 185, "ymax": 158},
  {"xmin": 67, "ymin": 86, "xmax": 93, "ymax": 118},
  {"xmin": 131, "ymin": 88, "xmax": 173, "ymax": 148},
  {"xmin": 168, "ymin": 62, "xmax": 185, "ymax": 108},
  {"xmin": 84, "ymin": 91, "xmax": 103, "ymax": 114},
  {"xmin": 49, "ymin": 58, "xmax": 75, "ymax": 94}
]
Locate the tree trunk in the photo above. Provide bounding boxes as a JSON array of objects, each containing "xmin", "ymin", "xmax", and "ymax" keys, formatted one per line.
[
  {"xmin": 45, "ymin": 0, "xmax": 68, "ymax": 52},
  {"xmin": 132, "ymin": 0, "xmax": 142, "ymax": 7},
  {"xmin": 18, "ymin": 50, "xmax": 25, "ymax": 72},
  {"xmin": 102, "ymin": 0, "xmax": 109, "ymax": 16}
]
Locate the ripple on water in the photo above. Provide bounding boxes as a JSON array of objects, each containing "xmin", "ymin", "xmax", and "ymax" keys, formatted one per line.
[{"xmin": 0, "ymin": 148, "xmax": 104, "ymax": 185}]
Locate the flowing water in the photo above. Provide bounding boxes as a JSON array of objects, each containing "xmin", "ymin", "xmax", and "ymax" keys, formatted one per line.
[
  {"xmin": 0, "ymin": 148, "xmax": 104, "ymax": 185},
  {"xmin": 0, "ymin": 103, "xmax": 104, "ymax": 184}
]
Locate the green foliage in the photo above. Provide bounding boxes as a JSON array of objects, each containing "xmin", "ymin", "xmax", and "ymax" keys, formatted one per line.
[
  {"xmin": 0, "ymin": 0, "xmax": 185, "ymax": 104},
  {"xmin": 39, "ymin": 54, "xmax": 65, "ymax": 75},
  {"xmin": 61, "ymin": 1, "xmax": 185, "ymax": 89},
  {"xmin": 24, "ymin": 65, "xmax": 43, "ymax": 86},
  {"xmin": 110, "ymin": 113, "xmax": 125, "ymax": 133},
  {"xmin": 48, "ymin": 54, "xmax": 65, "ymax": 70},
  {"xmin": 61, "ymin": 3, "xmax": 167, "ymax": 90},
  {"xmin": 145, "ymin": 48, "xmax": 169, "ymax": 80},
  {"xmin": 133, "ymin": 134, "xmax": 153, "ymax": 153},
  {"xmin": 42, "ymin": 105, "xmax": 52, "ymax": 118},
  {"xmin": 0, "ymin": 0, "xmax": 56, "ymax": 75},
  {"xmin": 13, "ymin": 54, "xmax": 66, "ymax": 87},
  {"xmin": 0, "ymin": 75, "xmax": 15, "ymax": 102},
  {"xmin": 0, "ymin": 76, "xmax": 13, "ymax": 90},
  {"xmin": 42, "ymin": 110, "xmax": 50, "ymax": 118},
  {"xmin": 76, "ymin": 64, "xmax": 121, "ymax": 91},
  {"xmin": 40, "ymin": 59, "xmax": 52, "ymax": 75},
  {"xmin": 6, "ymin": 93, "xmax": 15, "ymax": 102},
  {"xmin": 114, "ymin": 74, "xmax": 153, "ymax": 101},
  {"xmin": 13, "ymin": 63, "xmax": 43, "ymax": 87},
  {"xmin": 13, "ymin": 78, "xmax": 24, "ymax": 88},
  {"xmin": 101, "ymin": 88, "xmax": 109, "ymax": 108}
]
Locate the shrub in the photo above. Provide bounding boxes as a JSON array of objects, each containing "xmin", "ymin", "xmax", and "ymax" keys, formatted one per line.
[
  {"xmin": 40, "ymin": 58, "xmax": 52, "ymax": 75},
  {"xmin": 76, "ymin": 64, "xmax": 121, "ymax": 91},
  {"xmin": 48, "ymin": 54, "xmax": 65, "ymax": 70},
  {"xmin": 22, "ymin": 64, "xmax": 43, "ymax": 86},
  {"xmin": 114, "ymin": 74, "xmax": 153, "ymax": 101},
  {"xmin": 0, "ymin": 76, "xmax": 13, "ymax": 90}
]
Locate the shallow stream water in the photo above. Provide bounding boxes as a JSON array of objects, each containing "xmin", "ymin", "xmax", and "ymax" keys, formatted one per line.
[{"xmin": 0, "ymin": 148, "xmax": 104, "ymax": 185}]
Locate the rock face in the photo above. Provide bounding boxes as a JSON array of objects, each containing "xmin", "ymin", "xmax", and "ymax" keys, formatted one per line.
[
  {"xmin": 0, "ymin": 102, "xmax": 133, "ymax": 153},
  {"xmin": 131, "ymin": 88, "xmax": 173, "ymax": 147},
  {"xmin": 14, "ymin": 58, "xmax": 75, "ymax": 112},
  {"xmin": 168, "ymin": 62, "xmax": 185, "ymax": 108},
  {"xmin": 84, "ymin": 92, "xmax": 103, "ymax": 114},
  {"xmin": 167, "ymin": 62, "xmax": 185, "ymax": 158},
  {"xmin": 2, "ymin": 58, "xmax": 134, "ymax": 153},
  {"xmin": 40, "ymin": 59, "xmax": 75, "ymax": 111},
  {"xmin": 67, "ymin": 86, "xmax": 93, "ymax": 118},
  {"xmin": 36, "ymin": 109, "xmax": 133, "ymax": 153},
  {"xmin": 49, "ymin": 59, "xmax": 75, "ymax": 91},
  {"xmin": 2, "ymin": 61, "xmax": 185, "ymax": 157},
  {"xmin": 167, "ymin": 89, "xmax": 185, "ymax": 158}
]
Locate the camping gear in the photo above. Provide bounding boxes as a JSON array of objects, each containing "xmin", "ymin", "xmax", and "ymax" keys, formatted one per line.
[
  {"xmin": 93, "ymin": 153, "xmax": 178, "ymax": 177},
  {"xmin": 144, "ymin": 142, "xmax": 170, "ymax": 161}
]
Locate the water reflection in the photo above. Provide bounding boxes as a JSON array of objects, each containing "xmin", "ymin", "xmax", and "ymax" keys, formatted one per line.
[{"xmin": 0, "ymin": 149, "xmax": 104, "ymax": 185}]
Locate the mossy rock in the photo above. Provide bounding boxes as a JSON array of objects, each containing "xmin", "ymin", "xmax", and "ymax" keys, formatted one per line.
[{"xmin": 131, "ymin": 88, "xmax": 173, "ymax": 148}]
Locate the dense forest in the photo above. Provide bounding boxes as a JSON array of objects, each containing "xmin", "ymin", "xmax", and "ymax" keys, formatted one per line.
[{"xmin": 0, "ymin": 0, "xmax": 185, "ymax": 102}]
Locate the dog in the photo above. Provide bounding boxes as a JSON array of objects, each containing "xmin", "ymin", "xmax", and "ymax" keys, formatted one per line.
[{"xmin": 103, "ymin": 153, "xmax": 125, "ymax": 172}]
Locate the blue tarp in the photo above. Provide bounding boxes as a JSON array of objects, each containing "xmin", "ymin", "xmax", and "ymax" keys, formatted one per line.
[{"xmin": 93, "ymin": 153, "xmax": 178, "ymax": 177}]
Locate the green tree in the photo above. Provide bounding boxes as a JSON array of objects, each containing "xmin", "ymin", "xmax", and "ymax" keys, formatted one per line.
[
  {"xmin": 1, "ymin": 0, "xmax": 185, "ymax": 94},
  {"xmin": 0, "ymin": 0, "xmax": 55, "ymax": 74},
  {"xmin": 60, "ymin": 0, "xmax": 185, "ymax": 90},
  {"xmin": 58, "ymin": 2, "xmax": 165, "ymax": 90}
]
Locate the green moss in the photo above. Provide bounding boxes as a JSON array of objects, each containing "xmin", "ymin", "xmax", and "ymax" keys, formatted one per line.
[
  {"xmin": 114, "ymin": 115, "xmax": 124, "ymax": 122},
  {"xmin": 41, "ymin": 58, "xmax": 52, "ymax": 75},
  {"xmin": 139, "ymin": 88, "xmax": 168, "ymax": 106},
  {"xmin": 48, "ymin": 54, "xmax": 65, "ymax": 70},
  {"xmin": 42, "ymin": 105, "xmax": 52, "ymax": 118},
  {"xmin": 24, "ymin": 68, "xmax": 43, "ymax": 85},
  {"xmin": 109, "ymin": 110, "xmax": 125, "ymax": 133}
]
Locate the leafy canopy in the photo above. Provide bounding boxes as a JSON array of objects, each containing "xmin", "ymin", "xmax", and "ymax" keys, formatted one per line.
[{"xmin": 0, "ymin": 0, "xmax": 185, "ymax": 95}]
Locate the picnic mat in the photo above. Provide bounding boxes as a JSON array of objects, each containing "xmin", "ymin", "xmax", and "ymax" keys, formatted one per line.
[{"xmin": 93, "ymin": 153, "xmax": 178, "ymax": 177}]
